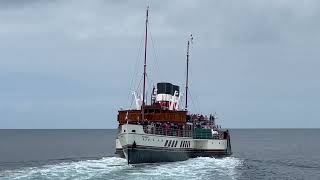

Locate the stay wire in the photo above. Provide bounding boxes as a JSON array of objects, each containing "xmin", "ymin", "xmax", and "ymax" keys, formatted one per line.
[
  {"xmin": 127, "ymin": 32, "xmax": 144, "ymax": 107},
  {"xmin": 130, "ymin": 75, "xmax": 144, "ymax": 108},
  {"xmin": 189, "ymin": 89, "xmax": 200, "ymax": 114},
  {"xmin": 148, "ymin": 23, "xmax": 161, "ymax": 82}
]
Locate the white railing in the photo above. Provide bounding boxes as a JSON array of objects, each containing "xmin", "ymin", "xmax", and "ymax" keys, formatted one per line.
[{"xmin": 143, "ymin": 126, "xmax": 193, "ymax": 137}]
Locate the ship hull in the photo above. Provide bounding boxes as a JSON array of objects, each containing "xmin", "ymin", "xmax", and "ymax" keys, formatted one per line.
[
  {"xmin": 116, "ymin": 148, "xmax": 125, "ymax": 158},
  {"xmin": 118, "ymin": 124, "xmax": 232, "ymax": 164},
  {"xmin": 123, "ymin": 145, "xmax": 230, "ymax": 164},
  {"xmin": 115, "ymin": 138, "xmax": 125, "ymax": 158}
]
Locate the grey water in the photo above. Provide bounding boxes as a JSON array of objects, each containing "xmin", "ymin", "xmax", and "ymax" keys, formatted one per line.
[{"xmin": 0, "ymin": 129, "xmax": 319, "ymax": 180}]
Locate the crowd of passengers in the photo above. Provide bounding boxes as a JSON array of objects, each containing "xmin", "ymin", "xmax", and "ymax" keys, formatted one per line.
[
  {"xmin": 188, "ymin": 114, "xmax": 221, "ymax": 129},
  {"xmin": 138, "ymin": 121, "xmax": 191, "ymax": 135},
  {"xmin": 132, "ymin": 113, "xmax": 222, "ymax": 136},
  {"xmin": 188, "ymin": 114, "xmax": 216, "ymax": 122}
]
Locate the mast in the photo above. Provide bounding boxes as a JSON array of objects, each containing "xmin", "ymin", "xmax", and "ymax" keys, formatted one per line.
[
  {"xmin": 185, "ymin": 36, "xmax": 190, "ymax": 110},
  {"xmin": 185, "ymin": 34, "xmax": 193, "ymax": 110},
  {"xmin": 142, "ymin": 6, "xmax": 149, "ymax": 121}
]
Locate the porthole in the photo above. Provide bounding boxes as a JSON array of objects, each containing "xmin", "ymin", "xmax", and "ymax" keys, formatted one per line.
[{"xmin": 132, "ymin": 130, "xmax": 136, "ymax": 133}]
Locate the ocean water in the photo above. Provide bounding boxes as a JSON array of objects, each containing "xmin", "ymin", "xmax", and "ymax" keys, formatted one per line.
[{"xmin": 0, "ymin": 129, "xmax": 319, "ymax": 180}]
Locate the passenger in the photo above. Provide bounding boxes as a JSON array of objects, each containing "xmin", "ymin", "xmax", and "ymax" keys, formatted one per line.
[
  {"xmin": 147, "ymin": 124, "xmax": 152, "ymax": 133},
  {"xmin": 151, "ymin": 122, "xmax": 155, "ymax": 134}
]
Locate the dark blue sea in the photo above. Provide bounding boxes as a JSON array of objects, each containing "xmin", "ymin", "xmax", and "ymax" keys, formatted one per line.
[{"xmin": 0, "ymin": 129, "xmax": 319, "ymax": 180}]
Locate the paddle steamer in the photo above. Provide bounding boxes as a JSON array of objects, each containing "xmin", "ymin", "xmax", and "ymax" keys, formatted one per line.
[{"xmin": 116, "ymin": 7, "xmax": 232, "ymax": 164}]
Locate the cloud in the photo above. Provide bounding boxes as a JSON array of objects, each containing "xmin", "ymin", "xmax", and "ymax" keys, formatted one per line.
[{"xmin": 0, "ymin": 0, "xmax": 320, "ymax": 128}]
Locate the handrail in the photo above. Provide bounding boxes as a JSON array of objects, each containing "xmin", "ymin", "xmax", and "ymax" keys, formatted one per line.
[
  {"xmin": 143, "ymin": 126, "xmax": 193, "ymax": 137},
  {"xmin": 142, "ymin": 125, "xmax": 223, "ymax": 139},
  {"xmin": 118, "ymin": 124, "xmax": 224, "ymax": 140}
]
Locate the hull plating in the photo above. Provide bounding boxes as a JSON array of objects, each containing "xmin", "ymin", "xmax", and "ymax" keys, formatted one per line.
[{"xmin": 123, "ymin": 145, "xmax": 231, "ymax": 164}]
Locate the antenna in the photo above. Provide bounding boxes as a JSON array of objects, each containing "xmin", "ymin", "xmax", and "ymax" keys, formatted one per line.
[
  {"xmin": 142, "ymin": 6, "xmax": 149, "ymax": 121},
  {"xmin": 185, "ymin": 34, "xmax": 193, "ymax": 110}
]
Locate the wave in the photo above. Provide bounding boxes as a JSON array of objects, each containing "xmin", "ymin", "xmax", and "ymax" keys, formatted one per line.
[
  {"xmin": 249, "ymin": 159, "xmax": 320, "ymax": 170},
  {"xmin": 0, "ymin": 157, "xmax": 243, "ymax": 180}
]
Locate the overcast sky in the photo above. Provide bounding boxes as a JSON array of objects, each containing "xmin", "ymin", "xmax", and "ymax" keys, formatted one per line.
[{"xmin": 0, "ymin": 0, "xmax": 319, "ymax": 128}]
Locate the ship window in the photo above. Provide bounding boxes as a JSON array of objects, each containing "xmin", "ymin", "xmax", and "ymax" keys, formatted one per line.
[
  {"xmin": 174, "ymin": 141, "xmax": 178, "ymax": 147},
  {"xmin": 123, "ymin": 130, "xmax": 126, "ymax": 132},
  {"xmin": 182, "ymin": 141, "xmax": 185, "ymax": 148},
  {"xmin": 168, "ymin": 140, "xmax": 172, "ymax": 147},
  {"xmin": 180, "ymin": 141, "xmax": 183, "ymax": 147},
  {"xmin": 132, "ymin": 130, "xmax": 136, "ymax": 133},
  {"xmin": 171, "ymin": 141, "xmax": 175, "ymax": 147},
  {"xmin": 164, "ymin": 140, "xmax": 168, "ymax": 146}
]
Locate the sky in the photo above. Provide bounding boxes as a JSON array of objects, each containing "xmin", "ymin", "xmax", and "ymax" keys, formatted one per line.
[{"xmin": 0, "ymin": 0, "xmax": 319, "ymax": 129}]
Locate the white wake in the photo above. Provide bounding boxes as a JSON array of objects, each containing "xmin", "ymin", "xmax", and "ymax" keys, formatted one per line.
[{"xmin": 1, "ymin": 157, "xmax": 243, "ymax": 180}]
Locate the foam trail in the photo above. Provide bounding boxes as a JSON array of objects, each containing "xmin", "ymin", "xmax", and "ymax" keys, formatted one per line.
[
  {"xmin": 0, "ymin": 157, "xmax": 129, "ymax": 180},
  {"xmin": 0, "ymin": 157, "xmax": 243, "ymax": 180},
  {"xmin": 130, "ymin": 157, "xmax": 243, "ymax": 180}
]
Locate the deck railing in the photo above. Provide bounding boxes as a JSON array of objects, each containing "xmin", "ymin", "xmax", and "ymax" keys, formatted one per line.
[
  {"xmin": 118, "ymin": 124, "xmax": 224, "ymax": 139},
  {"xmin": 142, "ymin": 125, "xmax": 223, "ymax": 139},
  {"xmin": 143, "ymin": 126, "xmax": 193, "ymax": 138}
]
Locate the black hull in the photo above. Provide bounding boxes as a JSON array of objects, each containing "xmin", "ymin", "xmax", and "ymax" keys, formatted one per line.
[
  {"xmin": 123, "ymin": 145, "xmax": 231, "ymax": 164},
  {"xmin": 115, "ymin": 148, "xmax": 125, "ymax": 158}
]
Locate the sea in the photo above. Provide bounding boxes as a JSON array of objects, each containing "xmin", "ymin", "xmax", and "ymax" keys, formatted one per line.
[{"xmin": 0, "ymin": 129, "xmax": 319, "ymax": 180}]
